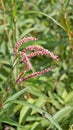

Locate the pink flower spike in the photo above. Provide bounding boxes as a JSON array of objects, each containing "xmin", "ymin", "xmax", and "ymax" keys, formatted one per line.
[
  {"xmin": 19, "ymin": 66, "xmax": 55, "ymax": 83},
  {"xmin": 14, "ymin": 37, "xmax": 59, "ymax": 84},
  {"xmin": 23, "ymin": 45, "xmax": 59, "ymax": 61},
  {"xmin": 20, "ymin": 51, "xmax": 32, "ymax": 69},
  {"xmin": 14, "ymin": 37, "xmax": 38, "ymax": 54},
  {"xmin": 27, "ymin": 50, "xmax": 59, "ymax": 61}
]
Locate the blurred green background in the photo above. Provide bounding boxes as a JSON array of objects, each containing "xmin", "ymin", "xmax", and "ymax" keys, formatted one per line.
[{"xmin": 0, "ymin": 0, "xmax": 73, "ymax": 130}]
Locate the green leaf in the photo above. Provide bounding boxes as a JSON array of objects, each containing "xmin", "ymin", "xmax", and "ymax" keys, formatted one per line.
[
  {"xmin": 24, "ymin": 11, "xmax": 65, "ymax": 30},
  {"xmin": 19, "ymin": 98, "xmax": 34, "ymax": 124},
  {"xmin": 31, "ymin": 122, "xmax": 41, "ymax": 130},
  {"xmin": 0, "ymin": 118, "xmax": 22, "ymax": 128},
  {"xmin": 11, "ymin": 100, "xmax": 62, "ymax": 130},
  {"xmin": 19, "ymin": 105, "xmax": 31, "ymax": 124},
  {"xmin": 0, "ymin": 87, "xmax": 28, "ymax": 115},
  {"xmin": 4, "ymin": 87, "xmax": 28, "ymax": 104},
  {"xmin": 49, "ymin": 106, "xmax": 73, "ymax": 129},
  {"xmin": 0, "ymin": 24, "xmax": 8, "ymax": 31},
  {"xmin": 54, "ymin": 106, "xmax": 73, "ymax": 121},
  {"xmin": 20, "ymin": 28, "xmax": 37, "ymax": 38}
]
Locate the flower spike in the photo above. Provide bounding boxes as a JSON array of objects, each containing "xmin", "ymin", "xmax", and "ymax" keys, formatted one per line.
[
  {"xmin": 14, "ymin": 37, "xmax": 59, "ymax": 84},
  {"xmin": 14, "ymin": 37, "xmax": 38, "ymax": 54}
]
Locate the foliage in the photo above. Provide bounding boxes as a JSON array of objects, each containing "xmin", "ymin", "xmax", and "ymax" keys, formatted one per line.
[{"xmin": 0, "ymin": 0, "xmax": 73, "ymax": 130}]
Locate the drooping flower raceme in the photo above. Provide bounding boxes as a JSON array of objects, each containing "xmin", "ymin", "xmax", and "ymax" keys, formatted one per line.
[
  {"xmin": 14, "ymin": 37, "xmax": 59, "ymax": 84},
  {"xmin": 23, "ymin": 45, "xmax": 59, "ymax": 61},
  {"xmin": 17, "ymin": 66, "xmax": 56, "ymax": 83}
]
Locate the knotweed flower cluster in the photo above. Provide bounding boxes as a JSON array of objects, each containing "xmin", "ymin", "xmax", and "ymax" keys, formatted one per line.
[{"xmin": 14, "ymin": 37, "xmax": 59, "ymax": 84}]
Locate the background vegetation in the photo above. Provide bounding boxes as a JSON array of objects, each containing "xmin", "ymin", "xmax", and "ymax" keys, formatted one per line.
[{"xmin": 0, "ymin": 0, "xmax": 73, "ymax": 130}]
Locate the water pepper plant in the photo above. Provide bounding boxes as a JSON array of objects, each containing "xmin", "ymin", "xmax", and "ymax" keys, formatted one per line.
[{"xmin": 14, "ymin": 37, "xmax": 59, "ymax": 84}]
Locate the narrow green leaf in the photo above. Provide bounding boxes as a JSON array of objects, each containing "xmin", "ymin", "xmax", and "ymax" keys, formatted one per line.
[
  {"xmin": 19, "ymin": 105, "xmax": 31, "ymax": 124},
  {"xmin": 31, "ymin": 122, "xmax": 41, "ymax": 130},
  {"xmin": 0, "ymin": 87, "xmax": 28, "ymax": 115},
  {"xmin": 24, "ymin": 11, "xmax": 65, "ymax": 30},
  {"xmin": 4, "ymin": 87, "xmax": 28, "ymax": 104},
  {"xmin": 0, "ymin": 118, "xmax": 22, "ymax": 128},
  {"xmin": 54, "ymin": 106, "xmax": 73, "ymax": 121},
  {"xmin": 20, "ymin": 28, "xmax": 37, "ymax": 38}
]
